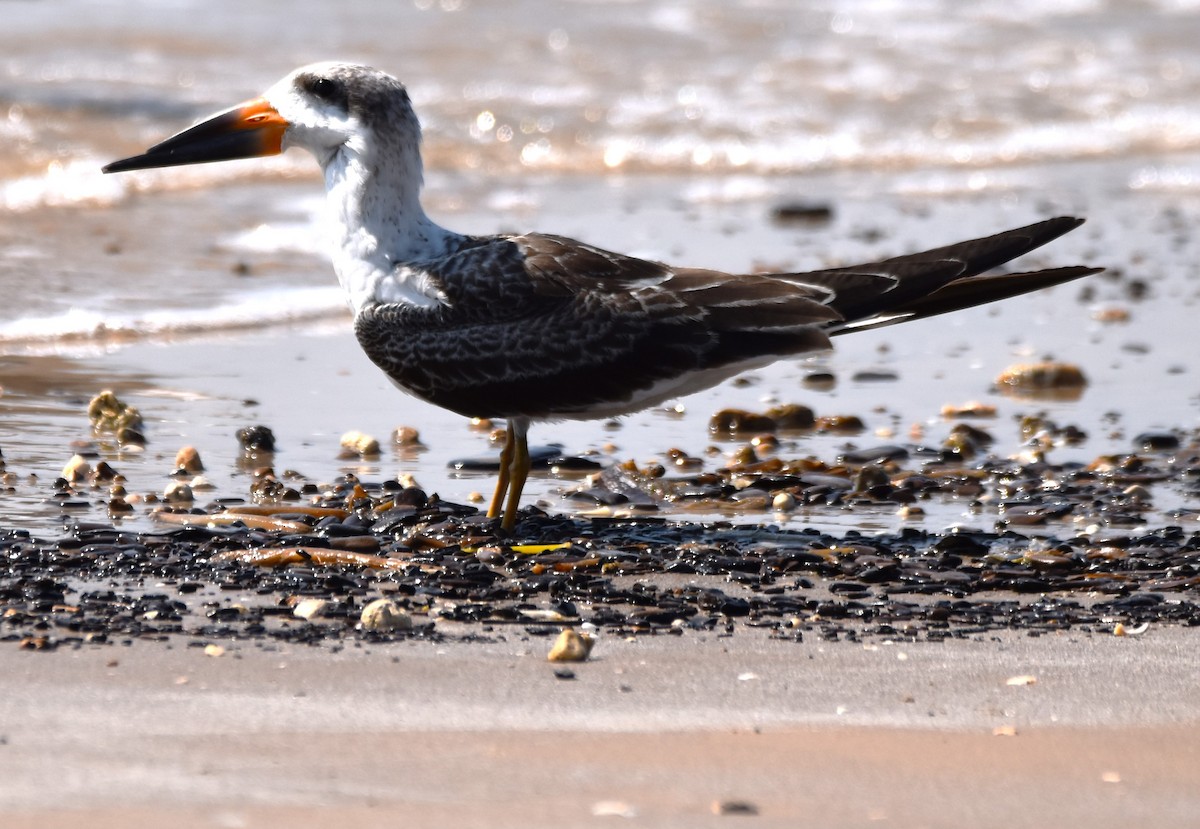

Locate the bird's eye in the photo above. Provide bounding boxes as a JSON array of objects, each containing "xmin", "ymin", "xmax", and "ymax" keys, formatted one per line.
[
  {"xmin": 299, "ymin": 74, "xmax": 348, "ymax": 110},
  {"xmin": 310, "ymin": 77, "xmax": 338, "ymax": 102}
]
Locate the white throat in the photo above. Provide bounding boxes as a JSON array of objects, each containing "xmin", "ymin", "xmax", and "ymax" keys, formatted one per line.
[{"xmin": 321, "ymin": 143, "xmax": 459, "ymax": 314}]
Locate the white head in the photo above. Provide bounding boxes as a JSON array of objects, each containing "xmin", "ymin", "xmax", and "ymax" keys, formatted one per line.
[
  {"xmin": 103, "ymin": 62, "xmax": 424, "ymax": 183},
  {"xmin": 266, "ymin": 62, "xmax": 423, "ymax": 176},
  {"xmin": 104, "ymin": 63, "xmax": 453, "ymax": 312}
]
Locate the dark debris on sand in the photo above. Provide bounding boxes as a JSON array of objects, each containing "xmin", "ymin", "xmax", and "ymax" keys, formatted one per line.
[{"xmin": 2, "ymin": 472, "xmax": 1199, "ymax": 652}]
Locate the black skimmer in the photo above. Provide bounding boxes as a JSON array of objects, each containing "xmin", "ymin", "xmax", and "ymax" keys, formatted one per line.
[{"xmin": 103, "ymin": 62, "xmax": 1099, "ymax": 531}]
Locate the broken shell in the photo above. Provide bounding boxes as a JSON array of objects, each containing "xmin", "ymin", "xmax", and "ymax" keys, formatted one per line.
[
  {"xmin": 174, "ymin": 446, "xmax": 204, "ymax": 474},
  {"xmin": 359, "ymin": 598, "xmax": 413, "ymax": 631},
  {"xmin": 547, "ymin": 628, "xmax": 594, "ymax": 662},
  {"xmin": 340, "ymin": 430, "xmax": 381, "ymax": 458},
  {"xmin": 1114, "ymin": 621, "xmax": 1150, "ymax": 637},
  {"xmin": 293, "ymin": 599, "xmax": 329, "ymax": 621},
  {"xmin": 203, "ymin": 644, "xmax": 225, "ymax": 657}
]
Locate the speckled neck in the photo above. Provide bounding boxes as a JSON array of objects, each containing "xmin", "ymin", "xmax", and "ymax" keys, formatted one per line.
[{"xmin": 321, "ymin": 136, "xmax": 460, "ymax": 313}]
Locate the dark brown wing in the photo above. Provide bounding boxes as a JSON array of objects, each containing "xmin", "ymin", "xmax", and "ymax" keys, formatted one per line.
[
  {"xmin": 353, "ymin": 218, "xmax": 1096, "ymax": 419},
  {"xmin": 353, "ymin": 234, "xmax": 839, "ymax": 419},
  {"xmin": 778, "ymin": 216, "xmax": 1100, "ymax": 333}
]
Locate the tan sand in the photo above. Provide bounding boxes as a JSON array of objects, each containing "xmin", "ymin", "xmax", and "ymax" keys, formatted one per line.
[{"xmin": 2, "ymin": 628, "xmax": 1197, "ymax": 828}]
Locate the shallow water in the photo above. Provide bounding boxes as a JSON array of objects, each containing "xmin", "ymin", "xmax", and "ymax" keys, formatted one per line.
[{"xmin": 1, "ymin": 2, "xmax": 1199, "ymax": 533}]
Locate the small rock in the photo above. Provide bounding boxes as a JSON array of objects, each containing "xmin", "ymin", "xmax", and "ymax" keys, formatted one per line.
[
  {"xmin": 62, "ymin": 455, "xmax": 91, "ymax": 483},
  {"xmin": 340, "ymin": 430, "xmax": 381, "ymax": 458},
  {"xmin": 815, "ymin": 414, "xmax": 865, "ymax": 433},
  {"xmin": 1133, "ymin": 431, "xmax": 1179, "ymax": 452},
  {"xmin": 174, "ymin": 446, "xmax": 204, "ymax": 474},
  {"xmin": 392, "ymin": 425, "xmax": 423, "ymax": 447},
  {"xmin": 764, "ymin": 403, "xmax": 815, "ymax": 430},
  {"xmin": 771, "ymin": 201, "xmax": 833, "ymax": 224},
  {"xmin": 293, "ymin": 599, "xmax": 329, "ymax": 621},
  {"xmin": 710, "ymin": 409, "xmax": 777, "ymax": 435},
  {"xmin": 941, "ymin": 400, "xmax": 998, "ymax": 418},
  {"xmin": 237, "ymin": 425, "xmax": 276, "ymax": 452},
  {"xmin": 87, "ymin": 390, "xmax": 143, "ymax": 434},
  {"xmin": 995, "ymin": 362, "xmax": 1088, "ymax": 394},
  {"xmin": 547, "ymin": 628, "xmax": 594, "ymax": 662},
  {"xmin": 359, "ymin": 598, "xmax": 413, "ymax": 631},
  {"xmin": 163, "ymin": 481, "xmax": 194, "ymax": 504},
  {"xmin": 712, "ymin": 800, "xmax": 759, "ymax": 816}
]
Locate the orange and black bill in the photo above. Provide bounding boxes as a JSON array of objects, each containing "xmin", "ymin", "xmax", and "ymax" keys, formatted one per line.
[{"xmin": 102, "ymin": 97, "xmax": 287, "ymax": 173}]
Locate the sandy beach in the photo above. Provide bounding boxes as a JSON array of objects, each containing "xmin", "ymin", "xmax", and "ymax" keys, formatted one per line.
[{"xmin": 3, "ymin": 629, "xmax": 1198, "ymax": 828}]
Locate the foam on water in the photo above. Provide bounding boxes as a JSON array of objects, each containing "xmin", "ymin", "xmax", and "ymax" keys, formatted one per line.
[{"xmin": 0, "ymin": 286, "xmax": 347, "ymax": 356}]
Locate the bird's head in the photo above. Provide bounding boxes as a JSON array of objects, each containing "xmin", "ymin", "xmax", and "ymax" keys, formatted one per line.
[{"xmin": 103, "ymin": 62, "xmax": 419, "ymax": 174}]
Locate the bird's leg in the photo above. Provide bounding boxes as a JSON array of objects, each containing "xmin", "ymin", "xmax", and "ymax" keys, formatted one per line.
[
  {"xmin": 487, "ymin": 421, "xmax": 516, "ymax": 519},
  {"xmin": 501, "ymin": 417, "xmax": 531, "ymax": 532}
]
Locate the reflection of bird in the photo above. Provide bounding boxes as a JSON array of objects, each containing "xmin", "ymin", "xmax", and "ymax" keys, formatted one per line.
[{"xmin": 104, "ymin": 62, "xmax": 1099, "ymax": 531}]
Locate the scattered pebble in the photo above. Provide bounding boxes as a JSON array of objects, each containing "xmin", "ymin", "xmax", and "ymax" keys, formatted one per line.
[
  {"xmin": 547, "ymin": 628, "xmax": 594, "ymax": 662},
  {"xmin": 392, "ymin": 425, "xmax": 423, "ymax": 447},
  {"xmin": 591, "ymin": 800, "xmax": 637, "ymax": 818},
  {"xmin": 163, "ymin": 481, "xmax": 194, "ymax": 504},
  {"xmin": 771, "ymin": 201, "xmax": 833, "ymax": 224},
  {"xmin": 359, "ymin": 598, "xmax": 413, "ymax": 631},
  {"xmin": 941, "ymin": 401, "xmax": 998, "ymax": 419},
  {"xmin": 339, "ymin": 430, "xmax": 381, "ymax": 458},
  {"xmin": 237, "ymin": 425, "xmax": 276, "ymax": 453},
  {"xmin": 292, "ymin": 599, "xmax": 329, "ymax": 621},
  {"xmin": 61, "ymin": 455, "xmax": 90, "ymax": 483},
  {"xmin": 995, "ymin": 362, "xmax": 1088, "ymax": 395},
  {"xmin": 712, "ymin": 800, "xmax": 759, "ymax": 816},
  {"xmin": 87, "ymin": 390, "xmax": 143, "ymax": 437}
]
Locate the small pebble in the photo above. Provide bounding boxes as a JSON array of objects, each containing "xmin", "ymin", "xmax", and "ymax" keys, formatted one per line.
[
  {"xmin": 547, "ymin": 628, "xmax": 594, "ymax": 662},
  {"xmin": 62, "ymin": 455, "xmax": 91, "ymax": 483},
  {"xmin": 163, "ymin": 481, "xmax": 194, "ymax": 504},
  {"xmin": 712, "ymin": 800, "xmax": 759, "ymax": 816},
  {"xmin": 359, "ymin": 598, "xmax": 412, "ymax": 631},
  {"xmin": 340, "ymin": 430, "xmax": 381, "ymax": 458},
  {"xmin": 293, "ymin": 599, "xmax": 329, "ymax": 621}
]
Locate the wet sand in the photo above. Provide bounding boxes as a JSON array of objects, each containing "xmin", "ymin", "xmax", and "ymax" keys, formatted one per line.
[
  {"xmin": 2, "ymin": 629, "xmax": 1198, "ymax": 828},
  {"xmin": 3, "ymin": 158, "xmax": 1198, "ymax": 535}
]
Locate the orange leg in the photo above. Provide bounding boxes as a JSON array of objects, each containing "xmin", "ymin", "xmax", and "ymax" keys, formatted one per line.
[
  {"xmin": 487, "ymin": 421, "xmax": 516, "ymax": 519},
  {"xmin": 500, "ymin": 418, "xmax": 531, "ymax": 532}
]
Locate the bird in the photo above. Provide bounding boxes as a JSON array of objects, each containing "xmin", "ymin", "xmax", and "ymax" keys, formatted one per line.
[{"xmin": 103, "ymin": 62, "xmax": 1100, "ymax": 532}]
